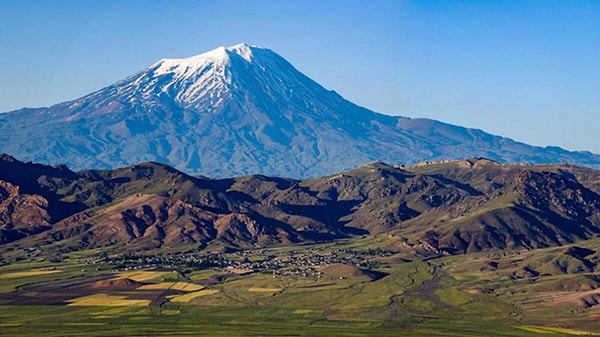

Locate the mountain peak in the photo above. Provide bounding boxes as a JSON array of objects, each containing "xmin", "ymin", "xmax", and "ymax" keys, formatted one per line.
[
  {"xmin": 1, "ymin": 44, "xmax": 599, "ymax": 178},
  {"xmin": 135, "ymin": 42, "xmax": 330, "ymax": 112},
  {"xmin": 152, "ymin": 47, "xmax": 229, "ymax": 78},
  {"xmin": 225, "ymin": 43, "xmax": 260, "ymax": 62},
  {"xmin": 152, "ymin": 43, "xmax": 262, "ymax": 76}
]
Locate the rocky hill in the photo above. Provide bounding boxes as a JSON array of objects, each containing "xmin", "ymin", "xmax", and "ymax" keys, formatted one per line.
[{"xmin": 1, "ymin": 155, "xmax": 599, "ymax": 256}]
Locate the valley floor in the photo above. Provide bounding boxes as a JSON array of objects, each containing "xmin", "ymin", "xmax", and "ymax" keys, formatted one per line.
[{"xmin": 2, "ymin": 241, "xmax": 600, "ymax": 336}]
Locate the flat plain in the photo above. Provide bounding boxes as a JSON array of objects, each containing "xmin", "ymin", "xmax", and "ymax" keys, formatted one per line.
[{"xmin": 2, "ymin": 240, "xmax": 600, "ymax": 336}]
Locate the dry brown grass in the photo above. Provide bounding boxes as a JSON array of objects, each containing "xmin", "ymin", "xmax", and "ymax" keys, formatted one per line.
[
  {"xmin": 0, "ymin": 269, "xmax": 62, "ymax": 279},
  {"xmin": 117, "ymin": 271, "xmax": 164, "ymax": 282},
  {"xmin": 170, "ymin": 282, "xmax": 204, "ymax": 291},
  {"xmin": 136, "ymin": 281, "xmax": 203, "ymax": 291},
  {"xmin": 168, "ymin": 289, "xmax": 220, "ymax": 303},
  {"xmin": 66, "ymin": 294, "xmax": 150, "ymax": 306},
  {"xmin": 546, "ymin": 288, "xmax": 600, "ymax": 308},
  {"xmin": 517, "ymin": 325, "xmax": 595, "ymax": 335}
]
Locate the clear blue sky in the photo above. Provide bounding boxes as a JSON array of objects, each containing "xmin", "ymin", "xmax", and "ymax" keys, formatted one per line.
[{"xmin": 1, "ymin": 0, "xmax": 599, "ymax": 153}]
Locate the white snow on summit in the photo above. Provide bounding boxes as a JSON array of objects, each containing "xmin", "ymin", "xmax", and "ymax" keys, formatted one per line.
[
  {"xmin": 109, "ymin": 43, "xmax": 335, "ymax": 111},
  {"xmin": 226, "ymin": 43, "xmax": 258, "ymax": 62},
  {"xmin": 152, "ymin": 43, "xmax": 259, "ymax": 77},
  {"xmin": 153, "ymin": 47, "xmax": 228, "ymax": 77},
  {"xmin": 138, "ymin": 44, "xmax": 266, "ymax": 106}
]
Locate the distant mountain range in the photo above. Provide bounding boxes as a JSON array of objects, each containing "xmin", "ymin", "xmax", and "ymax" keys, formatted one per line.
[
  {"xmin": 1, "ymin": 155, "xmax": 599, "ymax": 256},
  {"xmin": 0, "ymin": 43, "xmax": 599, "ymax": 178}
]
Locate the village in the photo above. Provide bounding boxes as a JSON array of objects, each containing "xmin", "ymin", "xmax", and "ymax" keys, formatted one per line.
[{"xmin": 97, "ymin": 247, "xmax": 394, "ymax": 279}]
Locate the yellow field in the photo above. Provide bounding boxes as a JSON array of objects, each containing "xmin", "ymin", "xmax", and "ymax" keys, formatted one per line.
[
  {"xmin": 67, "ymin": 294, "xmax": 150, "ymax": 307},
  {"xmin": 293, "ymin": 309, "xmax": 313, "ymax": 314},
  {"xmin": 117, "ymin": 271, "xmax": 164, "ymax": 282},
  {"xmin": 248, "ymin": 287, "xmax": 282, "ymax": 292},
  {"xmin": 170, "ymin": 282, "xmax": 204, "ymax": 291},
  {"xmin": 136, "ymin": 282, "xmax": 203, "ymax": 291},
  {"xmin": 168, "ymin": 289, "xmax": 220, "ymax": 303},
  {"xmin": 0, "ymin": 269, "xmax": 62, "ymax": 279},
  {"xmin": 160, "ymin": 309, "xmax": 181, "ymax": 315},
  {"xmin": 517, "ymin": 325, "xmax": 594, "ymax": 335}
]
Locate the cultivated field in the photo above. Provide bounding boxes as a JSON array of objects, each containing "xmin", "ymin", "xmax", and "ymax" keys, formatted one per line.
[{"xmin": 1, "ymin": 242, "xmax": 600, "ymax": 336}]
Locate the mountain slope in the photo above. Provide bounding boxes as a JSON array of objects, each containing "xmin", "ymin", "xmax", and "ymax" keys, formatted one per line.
[
  {"xmin": 1, "ymin": 43, "xmax": 599, "ymax": 178},
  {"xmin": 1, "ymin": 155, "xmax": 599, "ymax": 256}
]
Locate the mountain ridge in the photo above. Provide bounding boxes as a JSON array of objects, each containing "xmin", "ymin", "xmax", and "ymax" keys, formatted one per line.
[
  {"xmin": 1, "ymin": 154, "xmax": 599, "ymax": 257},
  {"xmin": 1, "ymin": 43, "xmax": 599, "ymax": 178}
]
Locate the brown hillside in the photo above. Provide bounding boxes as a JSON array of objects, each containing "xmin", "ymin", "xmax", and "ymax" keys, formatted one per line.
[{"xmin": 1, "ymin": 155, "xmax": 599, "ymax": 256}]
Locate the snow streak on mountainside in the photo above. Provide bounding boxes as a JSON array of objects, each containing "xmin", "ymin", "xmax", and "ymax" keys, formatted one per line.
[{"xmin": 0, "ymin": 43, "xmax": 599, "ymax": 178}]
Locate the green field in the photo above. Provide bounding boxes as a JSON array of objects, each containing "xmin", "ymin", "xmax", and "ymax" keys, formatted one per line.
[{"xmin": 1, "ymin": 244, "xmax": 600, "ymax": 336}]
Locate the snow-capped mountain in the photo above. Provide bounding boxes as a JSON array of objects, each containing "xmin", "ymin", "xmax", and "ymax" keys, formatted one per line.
[{"xmin": 1, "ymin": 43, "xmax": 599, "ymax": 177}]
